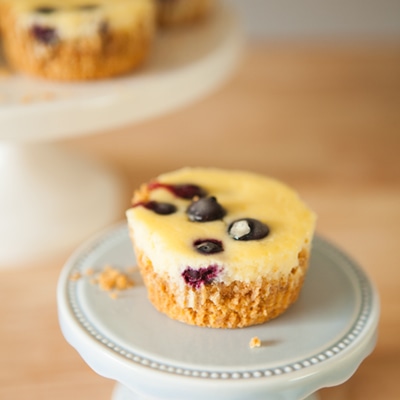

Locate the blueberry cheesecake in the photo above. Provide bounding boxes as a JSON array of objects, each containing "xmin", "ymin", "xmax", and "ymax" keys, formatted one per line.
[
  {"xmin": 155, "ymin": 0, "xmax": 214, "ymax": 27},
  {"xmin": 0, "ymin": 0, "xmax": 156, "ymax": 80},
  {"xmin": 126, "ymin": 167, "xmax": 316, "ymax": 328}
]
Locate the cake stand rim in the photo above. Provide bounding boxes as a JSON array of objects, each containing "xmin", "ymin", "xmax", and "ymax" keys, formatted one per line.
[{"xmin": 57, "ymin": 222, "xmax": 380, "ymax": 399}]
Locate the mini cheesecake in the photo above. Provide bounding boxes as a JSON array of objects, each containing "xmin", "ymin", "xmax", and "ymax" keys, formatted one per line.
[
  {"xmin": 126, "ymin": 167, "xmax": 317, "ymax": 328},
  {"xmin": 0, "ymin": 0, "xmax": 156, "ymax": 80}
]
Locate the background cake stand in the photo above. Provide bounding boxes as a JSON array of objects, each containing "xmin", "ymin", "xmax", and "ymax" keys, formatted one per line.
[
  {"xmin": 0, "ymin": 2, "xmax": 242, "ymax": 266},
  {"xmin": 58, "ymin": 224, "xmax": 380, "ymax": 400}
]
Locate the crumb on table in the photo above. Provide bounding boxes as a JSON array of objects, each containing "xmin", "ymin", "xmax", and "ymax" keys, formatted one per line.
[{"xmin": 249, "ymin": 336, "xmax": 261, "ymax": 349}]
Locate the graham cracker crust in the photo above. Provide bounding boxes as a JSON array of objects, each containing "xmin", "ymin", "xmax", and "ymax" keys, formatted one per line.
[{"xmin": 134, "ymin": 244, "xmax": 309, "ymax": 329}]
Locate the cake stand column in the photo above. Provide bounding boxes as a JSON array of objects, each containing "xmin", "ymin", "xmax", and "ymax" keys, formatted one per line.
[{"xmin": 0, "ymin": 142, "xmax": 128, "ymax": 267}]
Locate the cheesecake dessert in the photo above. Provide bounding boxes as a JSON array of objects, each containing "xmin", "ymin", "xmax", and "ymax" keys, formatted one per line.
[
  {"xmin": 126, "ymin": 167, "xmax": 316, "ymax": 328},
  {"xmin": 0, "ymin": 0, "xmax": 156, "ymax": 80}
]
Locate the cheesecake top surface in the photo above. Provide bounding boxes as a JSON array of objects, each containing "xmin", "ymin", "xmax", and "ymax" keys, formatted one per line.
[{"xmin": 126, "ymin": 167, "xmax": 317, "ymax": 285}]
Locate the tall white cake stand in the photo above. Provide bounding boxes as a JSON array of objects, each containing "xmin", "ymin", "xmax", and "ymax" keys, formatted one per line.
[
  {"xmin": 58, "ymin": 224, "xmax": 379, "ymax": 400},
  {"xmin": 0, "ymin": 2, "xmax": 242, "ymax": 266}
]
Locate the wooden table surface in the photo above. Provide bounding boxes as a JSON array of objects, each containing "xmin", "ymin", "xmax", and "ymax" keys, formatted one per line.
[{"xmin": 1, "ymin": 41, "xmax": 399, "ymax": 399}]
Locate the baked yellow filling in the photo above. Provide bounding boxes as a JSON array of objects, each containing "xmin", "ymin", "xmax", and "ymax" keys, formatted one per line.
[{"xmin": 126, "ymin": 167, "xmax": 316, "ymax": 286}]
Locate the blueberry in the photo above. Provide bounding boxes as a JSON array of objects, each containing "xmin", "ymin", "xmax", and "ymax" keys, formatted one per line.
[
  {"xmin": 186, "ymin": 196, "xmax": 226, "ymax": 222},
  {"xmin": 194, "ymin": 239, "xmax": 224, "ymax": 254},
  {"xmin": 228, "ymin": 218, "xmax": 270, "ymax": 241},
  {"xmin": 148, "ymin": 182, "xmax": 207, "ymax": 199},
  {"xmin": 134, "ymin": 200, "xmax": 177, "ymax": 215},
  {"xmin": 182, "ymin": 265, "xmax": 221, "ymax": 289},
  {"xmin": 31, "ymin": 25, "xmax": 58, "ymax": 45},
  {"xmin": 34, "ymin": 7, "xmax": 58, "ymax": 14},
  {"xmin": 77, "ymin": 4, "xmax": 99, "ymax": 11},
  {"xmin": 172, "ymin": 184, "xmax": 207, "ymax": 199}
]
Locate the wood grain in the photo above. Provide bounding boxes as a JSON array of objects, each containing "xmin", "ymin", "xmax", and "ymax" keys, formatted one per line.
[{"xmin": 1, "ymin": 42, "xmax": 399, "ymax": 399}]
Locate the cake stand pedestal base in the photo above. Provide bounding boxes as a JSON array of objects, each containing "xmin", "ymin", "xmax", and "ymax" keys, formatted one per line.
[
  {"xmin": 112, "ymin": 383, "xmax": 320, "ymax": 400},
  {"xmin": 0, "ymin": 143, "xmax": 127, "ymax": 267},
  {"xmin": 113, "ymin": 382, "xmax": 320, "ymax": 400}
]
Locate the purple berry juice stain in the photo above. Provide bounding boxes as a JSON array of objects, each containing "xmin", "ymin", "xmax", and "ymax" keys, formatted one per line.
[{"xmin": 182, "ymin": 265, "xmax": 221, "ymax": 289}]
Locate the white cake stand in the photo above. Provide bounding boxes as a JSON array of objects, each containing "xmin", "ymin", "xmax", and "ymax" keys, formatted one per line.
[
  {"xmin": 58, "ymin": 224, "xmax": 380, "ymax": 400},
  {"xmin": 0, "ymin": 2, "xmax": 242, "ymax": 266}
]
